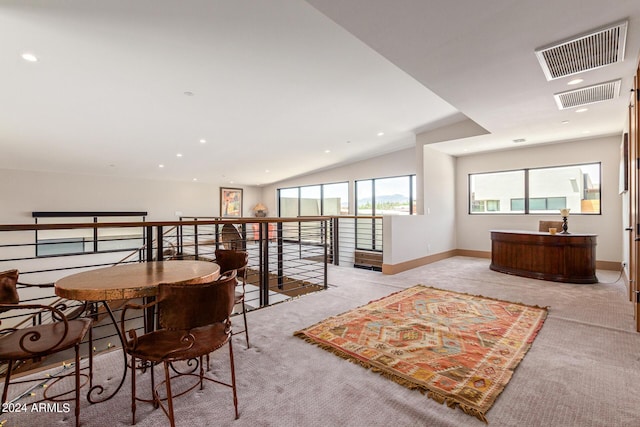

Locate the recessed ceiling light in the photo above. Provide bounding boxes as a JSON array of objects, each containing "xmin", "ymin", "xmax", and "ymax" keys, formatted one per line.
[
  {"xmin": 193, "ymin": 178, "xmax": 198, "ymax": 181},
  {"xmin": 159, "ymin": 164, "xmax": 165, "ymax": 168},
  {"xmin": 184, "ymin": 91, "xmax": 194, "ymax": 96},
  {"xmin": 176, "ymin": 153, "xmax": 183, "ymax": 157},
  {"xmin": 346, "ymin": 140, "xmax": 351, "ymax": 144},
  {"xmin": 324, "ymin": 149, "xmax": 331, "ymax": 154},
  {"xmin": 568, "ymin": 78, "xmax": 584, "ymax": 85},
  {"xmin": 576, "ymin": 108, "xmax": 588, "ymax": 113},
  {"xmin": 512, "ymin": 138, "xmax": 526, "ymax": 143},
  {"xmin": 229, "ymin": 181, "xmax": 234, "ymax": 184},
  {"xmin": 199, "ymin": 139, "xmax": 206, "ymax": 144},
  {"xmin": 582, "ymin": 130, "xmax": 591, "ymax": 134},
  {"xmin": 21, "ymin": 53, "xmax": 38, "ymax": 62},
  {"xmin": 561, "ymin": 120, "xmax": 570, "ymax": 124},
  {"xmin": 265, "ymin": 169, "xmax": 270, "ymax": 173},
  {"xmin": 377, "ymin": 132, "xmax": 385, "ymax": 137}
]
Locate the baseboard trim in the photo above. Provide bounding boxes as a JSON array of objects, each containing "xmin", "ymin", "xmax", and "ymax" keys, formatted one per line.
[
  {"xmin": 455, "ymin": 249, "xmax": 491, "ymax": 259},
  {"xmin": 382, "ymin": 250, "xmax": 457, "ymax": 275},
  {"xmin": 596, "ymin": 260, "xmax": 622, "ymax": 271},
  {"xmin": 381, "ymin": 249, "xmax": 621, "ymax": 275}
]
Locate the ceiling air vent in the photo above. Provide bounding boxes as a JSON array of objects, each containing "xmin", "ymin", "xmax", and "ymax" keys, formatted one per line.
[
  {"xmin": 535, "ymin": 20, "xmax": 628, "ymax": 81},
  {"xmin": 553, "ymin": 79, "xmax": 621, "ymax": 110}
]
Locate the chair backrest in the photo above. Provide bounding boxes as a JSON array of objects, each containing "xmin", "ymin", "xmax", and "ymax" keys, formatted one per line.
[
  {"xmin": 0, "ymin": 269, "xmax": 20, "ymax": 313},
  {"xmin": 221, "ymin": 223, "xmax": 242, "ymax": 250},
  {"xmin": 215, "ymin": 249, "xmax": 248, "ymax": 277},
  {"xmin": 157, "ymin": 270, "xmax": 237, "ymax": 331},
  {"xmin": 539, "ymin": 220, "xmax": 563, "ymax": 232}
]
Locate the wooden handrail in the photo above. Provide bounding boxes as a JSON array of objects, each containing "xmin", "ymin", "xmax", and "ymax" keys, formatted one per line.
[{"xmin": 0, "ymin": 216, "xmax": 382, "ymax": 232}]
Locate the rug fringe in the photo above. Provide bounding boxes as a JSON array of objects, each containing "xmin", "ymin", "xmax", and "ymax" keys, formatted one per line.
[
  {"xmin": 426, "ymin": 390, "xmax": 489, "ymax": 424},
  {"xmin": 294, "ymin": 331, "xmax": 490, "ymax": 424}
]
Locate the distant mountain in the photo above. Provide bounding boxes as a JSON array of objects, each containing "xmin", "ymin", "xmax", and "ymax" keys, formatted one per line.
[{"xmin": 358, "ymin": 194, "xmax": 408, "ymax": 205}]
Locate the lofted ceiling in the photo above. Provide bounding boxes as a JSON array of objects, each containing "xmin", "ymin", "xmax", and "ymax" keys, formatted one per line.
[{"xmin": 1, "ymin": 1, "xmax": 639, "ymax": 186}]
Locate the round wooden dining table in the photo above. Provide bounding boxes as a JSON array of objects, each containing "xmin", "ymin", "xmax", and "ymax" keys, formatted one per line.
[
  {"xmin": 54, "ymin": 260, "xmax": 220, "ymax": 403},
  {"xmin": 55, "ymin": 260, "xmax": 220, "ymax": 301}
]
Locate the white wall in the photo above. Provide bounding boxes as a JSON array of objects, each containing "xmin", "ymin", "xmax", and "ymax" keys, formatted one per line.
[
  {"xmin": 383, "ymin": 215, "xmax": 431, "ymax": 265},
  {"xmin": 421, "ymin": 145, "xmax": 456, "ymax": 254},
  {"xmin": 415, "ymin": 118, "xmax": 489, "ymax": 214},
  {"xmin": 455, "ymin": 136, "xmax": 623, "ymax": 262},
  {"xmin": 0, "ymin": 168, "xmax": 261, "ymax": 223}
]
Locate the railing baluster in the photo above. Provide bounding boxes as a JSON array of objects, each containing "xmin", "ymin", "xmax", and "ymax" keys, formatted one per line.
[
  {"xmin": 193, "ymin": 222, "xmax": 199, "ymax": 259},
  {"xmin": 157, "ymin": 225, "xmax": 164, "ymax": 261},
  {"xmin": 145, "ymin": 225, "xmax": 154, "ymax": 262},
  {"xmin": 277, "ymin": 221, "xmax": 284, "ymax": 290},
  {"xmin": 332, "ymin": 217, "xmax": 339, "ymax": 266},
  {"xmin": 260, "ymin": 222, "xmax": 270, "ymax": 307}
]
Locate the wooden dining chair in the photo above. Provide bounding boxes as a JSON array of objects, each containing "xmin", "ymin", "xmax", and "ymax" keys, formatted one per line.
[
  {"xmin": 214, "ymin": 249, "xmax": 250, "ymax": 348},
  {"xmin": 120, "ymin": 270, "xmax": 239, "ymax": 427},
  {"xmin": 220, "ymin": 223, "xmax": 243, "ymax": 250},
  {"xmin": 0, "ymin": 269, "xmax": 92, "ymax": 427},
  {"xmin": 538, "ymin": 220, "xmax": 563, "ymax": 232}
]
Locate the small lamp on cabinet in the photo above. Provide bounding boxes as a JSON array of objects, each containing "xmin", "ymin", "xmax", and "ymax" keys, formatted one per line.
[{"xmin": 559, "ymin": 208, "xmax": 570, "ymax": 234}]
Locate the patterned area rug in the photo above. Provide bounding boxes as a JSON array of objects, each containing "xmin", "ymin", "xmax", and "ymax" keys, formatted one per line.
[{"xmin": 294, "ymin": 285, "xmax": 547, "ymax": 422}]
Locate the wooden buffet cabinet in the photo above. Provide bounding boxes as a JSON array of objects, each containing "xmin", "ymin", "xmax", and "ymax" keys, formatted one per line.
[{"xmin": 490, "ymin": 230, "xmax": 598, "ymax": 284}]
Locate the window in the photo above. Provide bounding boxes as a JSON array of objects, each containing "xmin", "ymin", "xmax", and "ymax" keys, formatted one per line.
[
  {"xmin": 37, "ymin": 238, "xmax": 85, "ymax": 256},
  {"xmin": 511, "ymin": 197, "xmax": 567, "ymax": 211},
  {"xmin": 34, "ymin": 211, "xmax": 147, "ymax": 257},
  {"xmin": 472, "ymin": 200, "xmax": 485, "ymax": 213},
  {"xmin": 472, "ymin": 200, "xmax": 500, "ymax": 212},
  {"xmin": 470, "ymin": 170, "xmax": 525, "ymax": 214},
  {"xmin": 322, "ymin": 183, "xmax": 349, "ymax": 215},
  {"xmin": 469, "ymin": 163, "xmax": 601, "ymax": 214},
  {"xmin": 529, "ymin": 164, "xmax": 600, "ymax": 213},
  {"xmin": 278, "ymin": 187, "xmax": 300, "ymax": 217},
  {"xmin": 355, "ymin": 175, "xmax": 416, "ymax": 216},
  {"xmin": 355, "ymin": 174, "xmax": 416, "ymax": 251},
  {"xmin": 487, "ymin": 200, "xmax": 500, "ymax": 212},
  {"xmin": 277, "ymin": 182, "xmax": 349, "ymax": 245},
  {"xmin": 300, "ymin": 185, "xmax": 321, "ymax": 216},
  {"xmin": 277, "ymin": 182, "xmax": 349, "ymax": 217}
]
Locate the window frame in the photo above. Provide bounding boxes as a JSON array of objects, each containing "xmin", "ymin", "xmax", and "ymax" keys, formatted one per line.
[
  {"xmin": 277, "ymin": 181, "xmax": 349, "ymax": 217},
  {"xmin": 354, "ymin": 174, "xmax": 416, "ymax": 217},
  {"xmin": 33, "ymin": 211, "xmax": 147, "ymax": 257},
  {"xmin": 468, "ymin": 162, "xmax": 601, "ymax": 215},
  {"xmin": 354, "ymin": 174, "xmax": 416, "ymax": 252}
]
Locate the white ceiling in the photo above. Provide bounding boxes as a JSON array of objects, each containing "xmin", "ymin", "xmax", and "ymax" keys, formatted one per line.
[{"xmin": 1, "ymin": 1, "xmax": 639, "ymax": 186}]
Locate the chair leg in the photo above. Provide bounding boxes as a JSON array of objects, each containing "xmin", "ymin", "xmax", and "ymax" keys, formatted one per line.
[
  {"xmin": 151, "ymin": 361, "xmax": 158, "ymax": 409},
  {"xmin": 199, "ymin": 356, "xmax": 204, "ymax": 390},
  {"xmin": 74, "ymin": 344, "xmax": 81, "ymax": 427},
  {"xmin": 163, "ymin": 362, "xmax": 176, "ymax": 427},
  {"xmin": 88, "ymin": 325, "xmax": 94, "ymax": 388},
  {"xmin": 228, "ymin": 339, "xmax": 238, "ymax": 419},
  {"xmin": 241, "ymin": 301, "xmax": 250, "ymax": 348},
  {"xmin": 1, "ymin": 360, "xmax": 13, "ymax": 413},
  {"xmin": 131, "ymin": 356, "xmax": 136, "ymax": 425}
]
